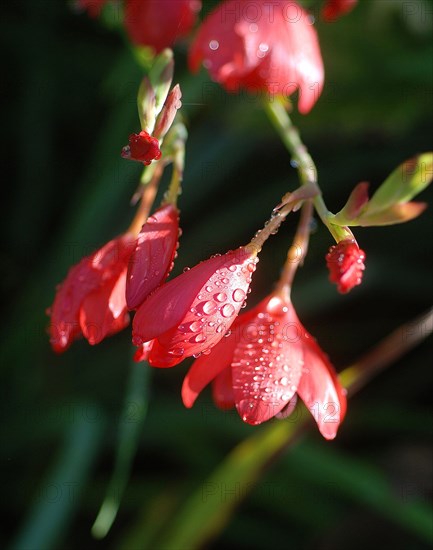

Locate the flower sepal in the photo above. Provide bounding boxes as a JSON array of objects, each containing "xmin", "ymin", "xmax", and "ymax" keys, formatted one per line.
[{"xmin": 330, "ymin": 153, "xmax": 432, "ymax": 227}]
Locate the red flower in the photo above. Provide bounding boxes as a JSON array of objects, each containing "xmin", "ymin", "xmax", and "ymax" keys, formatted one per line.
[
  {"xmin": 48, "ymin": 234, "xmax": 135, "ymax": 352},
  {"xmin": 322, "ymin": 0, "xmax": 357, "ymax": 22},
  {"xmin": 326, "ymin": 238, "xmax": 365, "ymax": 294},
  {"xmin": 126, "ymin": 203, "xmax": 180, "ymax": 310},
  {"xmin": 182, "ymin": 293, "xmax": 347, "ymax": 439},
  {"xmin": 77, "ymin": 0, "xmax": 106, "ymax": 18},
  {"xmin": 125, "ymin": 0, "xmax": 201, "ymax": 52},
  {"xmin": 78, "ymin": 1, "xmax": 201, "ymax": 51},
  {"xmin": 132, "ymin": 246, "xmax": 258, "ymax": 367},
  {"xmin": 189, "ymin": 0, "xmax": 324, "ymax": 114},
  {"xmin": 121, "ymin": 131, "xmax": 162, "ymax": 165}
]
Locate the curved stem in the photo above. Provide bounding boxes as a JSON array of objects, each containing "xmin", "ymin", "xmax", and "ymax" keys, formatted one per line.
[
  {"xmin": 127, "ymin": 161, "xmax": 165, "ymax": 236},
  {"xmin": 274, "ymin": 200, "xmax": 314, "ymax": 298},
  {"xmin": 263, "ymin": 98, "xmax": 343, "ymax": 242},
  {"xmin": 163, "ymin": 139, "xmax": 185, "ymax": 206}
]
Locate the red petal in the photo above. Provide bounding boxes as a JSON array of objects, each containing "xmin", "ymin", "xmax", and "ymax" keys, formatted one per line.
[
  {"xmin": 148, "ymin": 337, "xmax": 188, "ymax": 368},
  {"xmin": 134, "ymin": 341, "xmax": 154, "ymax": 362},
  {"xmin": 126, "ymin": 204, "xmax": 179, "ymax": 310},
  {"xmin": 189, "ymin": 0, "xmax": 324, "ymax": 113},
  {"xmin": 48, "ymin": 234, "xmax": 134, "ymax": 352},
  {"xmin": 182, "ymin": 335, "xmax": 237, "ymax": 407},
  {"xmin": 212, "ymin": 367, "xmax": 235, "ymax": 410},
  {"xmin": 297, "ymin": 331, "xmax": 347, "ymax": 440},
  {"xmin": 79, "ymin": 268, "xmax": 130, "ymax": 345},
  {"xmin": 232, "ymin": 296, "xmax": 304, "ymax": 425},
  {"xmin": 132, "ymin": 247, "xmax": 256, "ymax": 349}
]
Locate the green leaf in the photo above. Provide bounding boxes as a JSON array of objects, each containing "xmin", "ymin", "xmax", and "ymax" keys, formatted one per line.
[
  {"xmin": 92, "ymin": 357, "xmax": 150, "ymax": 539},
  {"xmin": 154, "ymin": 418, "xmax": 302, "ymax": 550},
  {"xmin": 368, "ymin": 152, "xmax": 433, "ymax": 213},
  {"xmin": 10, "ymin": 405, "xmax": 106, "ymax": 550},
  {"xmin": 331, "ymin": 153, "xmax": 432, "ymax": 227}
]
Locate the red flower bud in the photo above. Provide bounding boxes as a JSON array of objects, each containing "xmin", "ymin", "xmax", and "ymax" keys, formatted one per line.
[
  {"xmin": 121, "ymin": 131, "xmax": 162, "ymax": 165},
  {"xmin": 125, "ymin": 0, "xmax": 201, "ymax": 52},
  {"xmin": 326, "ymin": 239, "xmax": 366, "ymax": 294},
  {"xmin": 322, "ymin": 0, "xmax": 357, "ymax": 22},
  {"xmin": 79, "ymin": 1, "xmax": 201, "ymax": 51}
]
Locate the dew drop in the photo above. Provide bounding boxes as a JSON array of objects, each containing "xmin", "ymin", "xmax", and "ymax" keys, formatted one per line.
[
  {"xmin": 205, "ymin": 285, "xmax": 212, "ymax": 292},
  {"xmin": 280, "ymin": 376, "xmax": 289, "ymax": 386},
  {"xmin": 201, "ymin": 300, "xmax": 217, "ymax": 315},
  {"xmin": 189, "ymin": 321, "xmax": 202, "ymax": 332},
  {"xmin": 221, "ymin": 303, "xmax": 235, "ymax": 318},
  {"xmin": 209, "ymin": 39, "xmax": 219, "ymax": 50},
  {"xmin": 215, "ymin": 292, "xmax": 227, "ymax": 302},
  {"xmin": 183, "ymin": 267, "xmax": 190, "ymax": 272},
  {"xmin": 167, "ymin": 347, "xmax": 184, "ymax": 358},
  {"xmin": 267, "ymin": 296, "xmax": 289, "ymax": 317},
  {"xmin": 192, "ymin": 333, "xmax": 206, "ymax": 343},
  {"xmin": 228, "ymin": 265, "xmax": 237, "ymax": 272},
  {"xmin": 220, "ymin": 277, "xmax": 229, "ymax": 284},
  {"xmin": 232, "ymin": 288, "xmax": 246, "ymax": 302}
]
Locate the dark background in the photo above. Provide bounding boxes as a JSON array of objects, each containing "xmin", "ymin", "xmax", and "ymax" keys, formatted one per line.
[{"xmin": 1, "ymin": 1, "xmax": 432, "ymax": 549}]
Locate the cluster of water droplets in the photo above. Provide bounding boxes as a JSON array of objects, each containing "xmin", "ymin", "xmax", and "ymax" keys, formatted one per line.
[
  {"xmin": 161, "ymin": 251, "xmax": 259, "ymax": 360},
  {"xmin": 231, "ymin": 297, "xmax": 305, "ymax": 423}
]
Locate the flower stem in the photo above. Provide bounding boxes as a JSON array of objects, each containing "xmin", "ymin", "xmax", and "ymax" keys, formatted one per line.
[
  {"xmin": 163, "ymin": 138, "xmax": 185, "ymax": 206},
  {"xmin": 274, "ymin": 200, "xmax": 314, "ymax": 297},
  {"xmin": 128, "ymin": 161, "xmax": 165, "ymax": 236},
  {"xmin": 263, "ymin": 98, "xmax": 345, "ymax": 242},
  {"xmin": 340, "ymin": 307, "xmax": 433, "ymax": 396}
]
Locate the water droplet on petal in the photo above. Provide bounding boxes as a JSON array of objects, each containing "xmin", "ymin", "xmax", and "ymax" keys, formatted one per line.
[
  {"xmin": 233, "ymin": 288, "xmax": 246, "ymax": 302},
  {"xmin": 192, "ymin": 333, "xmax": 206, "ymax": 343},
  {"xmin": 189, "ymin": 321, "xmax": 202, "ymax": 332},
  {"xmin": 201, "ymin": 300, "xmax": 217, "ymax": 315},
  {"xmin": 221, "ymin": 303, "xmax": 235, "ymax": 318},
  {"xmin": 215, "ymin": 292, "xmax": 227, "ymax": 302},
  {"xmin": 183, "ymin": 267, "xmax": 191, "ymax": 273},
  {"xmin": 167, "ymin": 347, "xmax": 184, "ymax": 358}
]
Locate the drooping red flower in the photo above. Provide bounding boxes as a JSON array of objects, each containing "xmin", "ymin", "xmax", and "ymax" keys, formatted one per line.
[
  {"xmin": 48, "ymin": 234, "xmax": 135, "ymax": 352},
  {"xmin": 78, "ymin": 1, "xmax": 201, "ymax": 51},
  {"xmin": 121, "ymin": 131, "xmax": 162, "ymax": 165},
  {"xmin": 322, "ymin": 0, "xmax": 357, "ymax": 22},
  {"xmin": 189, "ymin": 0, "xmax": 324, "ymax": 114},
  {"xmin": 182, "ymin": 292, "xmax": 347, "ymax": 439},
  {"xmin": 126, "ymin": 203, "xmax": 180, "ymax": 310},
  {"xmin": 326, "ymin": 238, "xmax": 365, "ymax": 294},
  {"xmin": 125, "ymin": 0, "xmax": 201, "ymax": 52},
  {"xmin": 132, "ymin": 246, "xmax": 259, "ymax": 367}
]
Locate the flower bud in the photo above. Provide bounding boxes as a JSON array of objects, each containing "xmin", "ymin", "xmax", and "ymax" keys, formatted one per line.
[{"xmin": 326, "ymin": 239, "xmax": 365, "ymax": 294}]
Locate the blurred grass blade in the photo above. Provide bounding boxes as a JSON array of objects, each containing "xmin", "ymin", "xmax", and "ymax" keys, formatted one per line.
[
  {"xmin": 289, "ymin": 441, "xmax": 433, "ymax": 543},
  {"xmin": 156, "ymin": 419, "xmax": 301, "ymax": 549},
  {"xmin": 10, "ymin": 404, "xmax": 106, "ymax": 550},
  {"xmin": 92, "ymin": 358, "xmax": 149, "ymax": 539}
]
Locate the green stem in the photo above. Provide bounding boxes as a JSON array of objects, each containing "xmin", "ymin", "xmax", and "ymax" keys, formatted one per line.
[{"xmin": 263, "ymin": 98, "xmax": 348, "ymax": 242}]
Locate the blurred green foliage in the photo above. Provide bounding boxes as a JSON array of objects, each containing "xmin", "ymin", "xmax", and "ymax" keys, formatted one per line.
[{"xmin": 1, "ymin": 1, "xmax": 432, "ymax": 549}]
